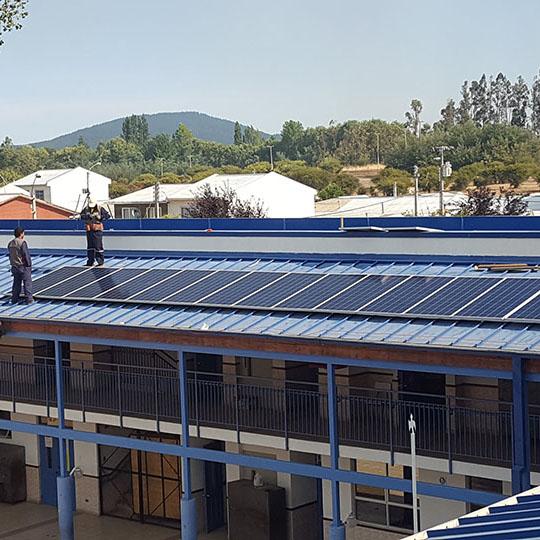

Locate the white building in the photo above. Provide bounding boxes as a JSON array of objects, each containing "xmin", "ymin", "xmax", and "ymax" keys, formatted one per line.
[
  {"xmin": 110, "ymin": 172, "xmax": 317, "ymax": 219},
  {"xmin": 7, "ymin": 166, "xmax": 111, "ymax": 212},
  {"xmin": 316, "ymin": 192, "xmax": 466, "ymax": 218}
]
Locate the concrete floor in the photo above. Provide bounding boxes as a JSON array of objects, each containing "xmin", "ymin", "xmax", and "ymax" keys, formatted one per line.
[{"xmin": 0, "ymin": 502, "xmax": 227, "ymax": 539}]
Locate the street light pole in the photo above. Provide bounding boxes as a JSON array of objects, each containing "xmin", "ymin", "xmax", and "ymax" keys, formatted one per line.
[
  {"xmin": 408, "ymin": 414, "xmax": 419, "ymax": 534},
  {"xmin": 413, "ymin": 165, "xmax": 419, "ymax": 217},
  {"xmin": 268, "ymin": 146, "xmax": 274, "ymax": 170},
  {"xmin": 30, "ymin": 173, "xmax": 41, "ymax": 220},
  {"xmin": 434, "ymin": 146, "xmax": 452, "ymax": 215}
]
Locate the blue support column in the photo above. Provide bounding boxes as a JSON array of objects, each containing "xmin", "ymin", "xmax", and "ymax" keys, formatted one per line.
[
  {"xmin": 512, "ymin": 356, "xmax": 531, "ymax": 494},
  {"xmin": 54, "ymin": 340, "xmax": 75, "ymax": 540},
  {"xmin": 327, "ymin": 364, "xmax": 345, "ymax": 540},
  {"xmin": 179, "ymin": 350, "xmax": 197, "ymax": 540}
]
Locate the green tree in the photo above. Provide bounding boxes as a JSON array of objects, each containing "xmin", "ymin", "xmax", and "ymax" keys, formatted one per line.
[
  {"xmin": 121, "ymin": 115, "xmax": 149, "ymax": 146},
  {"xmin": 532, "ymin": 71, "xmax": 540, "ymax": 135},
  {"xmin": 233, "ymin": 122, "xmax": 243, "ymax": 145},
  {"xmin": 279, "ymin": 121, "xmax": 305, "ymax": 160},
  {"xmin": 457, "ymin": 81, "xmax": 473, "ymax": 124},
  {"xmin": 242, "ymin": 125, "xmax": 263, "ymax": 146},
  {"xmin": 318, "ymin": 182, "xmax": 344, "ymax": 200},
  {"xmin": 0, "ymin": 0, "xmax": 27, "ymax": 45},
  {"xmin": 405, "ymin": 99, "xmax": 423, "ymax": 138},
  {"xmin": 435, "ymin": 100, "xmax": 457, "ymax": 131},
  {"xmin": 372, "ymin": 167, "xmax": 412, "ymax": 195},
  {"xmin": 173, "ymin": 124, "xmax": 194, "ymax": 163},
  {"xmin": 511, "ymin": 76, "xmax": 529, "ymax": 127}
]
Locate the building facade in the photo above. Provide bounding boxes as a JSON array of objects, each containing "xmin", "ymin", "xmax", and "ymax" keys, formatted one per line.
[{"xmin": 0, "ymin": 217, "xmax": 538, "ymax": 540}]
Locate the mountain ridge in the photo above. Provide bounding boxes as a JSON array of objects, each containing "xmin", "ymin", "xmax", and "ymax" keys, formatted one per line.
[{"xmin": 31, "ymin": 111, "xmax": 273, "ymax": 149}]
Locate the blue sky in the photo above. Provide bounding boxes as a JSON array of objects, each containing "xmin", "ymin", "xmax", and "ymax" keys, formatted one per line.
[{"xmin": 1, "ymin": 0, "xmax": 539, "ymax": 143}]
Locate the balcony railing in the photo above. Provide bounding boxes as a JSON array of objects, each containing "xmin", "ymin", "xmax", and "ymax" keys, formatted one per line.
[{"xmin": 0, "ymin": 357, "xmax": 519, "ymax": 469}]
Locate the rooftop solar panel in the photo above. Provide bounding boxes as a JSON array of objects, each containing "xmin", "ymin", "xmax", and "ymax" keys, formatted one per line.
[
  {"xmin": 33, "ymin": 266, "xmax": 89, "ymax": 294},
  {"xmin": 506, "ymin": 294, "xmax": 540, "ymax": 320},
  {"xmin": 64, "ymin": 268, "xmax": 145, "ymax": 298},
  {"xmin": 407, "ymin": 277, "xmax": 499, "ymax": 316},
  {"xmin": 235, "ymin": 273, "xmax": 322, "ymax": 308},
  {"xmin": 96, "ymin": 269, "xmax": 180, "ymax": 300},
  {"xmin": 129, "ymin": 269, "xmax": 212, "ymax": 302},
  {"xmin": 457, "ymin": 278, "xmax": 540, "ymax": 318},
  {"xmin": 201, "ymin": 272, "xmax": 284, "ymax": 305},
  {"xmin": 164, "ymin": 271, "xmax": 248, "ymax": 303},
  {"xmin": 365, "ymin": 276, "xmax": 452, "ymax": 314},
  {"xmin": 36, "ymin": 267, "xmax": 120, "ymax": 298},
  {"xmin": 317, "ymin": 275, "xmax": 405, "ymax": 312},
  {"xmin": 276, "ymin": 274, "xmax": 364, "ymax": 309}
]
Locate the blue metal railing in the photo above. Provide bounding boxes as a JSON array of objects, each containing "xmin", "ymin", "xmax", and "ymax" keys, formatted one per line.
[{"xmin": 0, "ymin": 357, "xmax": 517, "ymax": 468}]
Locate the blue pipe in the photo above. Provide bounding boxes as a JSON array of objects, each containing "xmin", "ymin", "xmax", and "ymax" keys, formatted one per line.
[
  {"xmin": 512, "ymin": 356, "xmax": 531, "ymax": 493},
  {"xmin": 54, "ymin": 340, "xmax": 74, "ymax": 540},
  {"xmin": 179, "ymin": 350, "xmax": 196, "ymax": 540},
  {"xmin": 327, "ymin": 364, "xmax": 345, "ymax": 538}
]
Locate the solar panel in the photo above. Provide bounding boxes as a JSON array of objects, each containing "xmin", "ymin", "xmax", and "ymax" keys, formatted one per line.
[
  {"xmin": 64, "ymin": 268, "xmax": 144, "ymax": 298},
  {"xmin": 96, "ymin": 269, "xmax": 179, "ymax": 300},
  {"xmin": 365, "ymin": 276, "xmax": 452, "ymax": 314},
  {"xmin": 276, "ymin": 274, "xmax": 364, "ymax": 309},
  {"xmin": 129, "ymin": 270, "xmax": 212, "ymax": 302},
  {"xmin": 407, "ymin": 277, "xmax": 499, "ymax": 315},
  {"xmin": 201, "ymin": 272, "xmax": 284, "ymax": 305},
  {"xmin": 235, "ymin": 273, "xmax": 322, "ymax": 308},
  {"xmin": 33, "ymin": 266, "xmax": 89, "ymax": 294},
  {"xmin": 164, "ymin": 271, "xmax": 248, "ymax": 304},
  {"xmin": 457, "ymin": 278, "xmax": 540, "ymax": 318},
  {"xmin": 511, "ymin": 295, "xmax": 540, "ymax": 320},
  {"xmin": 317, "ymin": 275, "xmax": 405, "ymax": 311},
  {"xmin": 36, "ymin": 267, "xmax": 121, "ymax": 298},
  {"xmin": 29, "ymin": 266, "xmax": 540, "ymax": 326}
]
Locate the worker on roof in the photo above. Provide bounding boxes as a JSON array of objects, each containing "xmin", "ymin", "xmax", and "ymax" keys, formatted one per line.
[
  {"xmin": 81, "ymin": 197, "xmax": 110, "ymax": 266},
  {"xmin": 7, "ymin": 227, "xmax": 33, "ymax": 304}
]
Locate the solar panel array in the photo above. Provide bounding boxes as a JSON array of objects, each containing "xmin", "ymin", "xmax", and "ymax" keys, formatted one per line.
[{"xmin": 29, "ymin": 266, "xmax": 540, "ymax": 324}]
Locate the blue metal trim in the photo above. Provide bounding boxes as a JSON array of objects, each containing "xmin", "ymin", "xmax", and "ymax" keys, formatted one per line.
[
  {"xmin": 512, "ymin": 356, "xmax": 531, "ymax": 493},
  {"xmin": 179, "ymin": 350, "xmax": 192, "ymax": 496},
  {"xmin": 6, "ymin": 331, "xmax": 514, "ymax": 379},
  {"xmin": 54, "ymin": 340, "xmax": 67, "ymax": 478},
  {"xmin": 0, "ymin": 419, "xmax": 502, "ymax": 505},
  {"xmin": 327, "ymin": 364, "xmax": 342, "ymax": 527}
]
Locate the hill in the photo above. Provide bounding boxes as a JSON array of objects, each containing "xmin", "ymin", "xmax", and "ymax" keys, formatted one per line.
[{"xmin": 31, "ymin": 111, "xmax": 272, "ymax": 148}]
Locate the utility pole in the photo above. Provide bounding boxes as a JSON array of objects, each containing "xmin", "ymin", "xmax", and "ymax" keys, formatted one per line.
[
  {"xmin": 268, "ymin": 146, "xmax": 274, "ymax": 170},
  {"xmin": 434, "ymin": 146, "xmax": 452, "ymax": 215},
  {"xmin": 413, "ymin": 165, "xmax": 419, "ymax": 216},
  {"xmin": 154, "ymin": 181, "xmax": 160, "ymax": 219},
  {"xmin": 408, "ymin": 414, "xmax": 419, "ymax": 534},
  {"xmin": 30, "ymin": 173, "xmax": 41, "ymax": 220},
  {"xmin": 376, "ymin": 133, "xmax": 380, "ymax": 165}
]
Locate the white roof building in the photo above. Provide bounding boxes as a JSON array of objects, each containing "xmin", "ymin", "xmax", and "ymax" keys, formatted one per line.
[
  {"xmin": 7, "ymin": 166, "xmax": 111, "ymax": 212},
  {"xmin": 316, "ymin": 193, "xmax": 466, "ymax": 218},
  {"xmin": 110, "ymin": 172, "xmax": 317, "ymax": 219}
]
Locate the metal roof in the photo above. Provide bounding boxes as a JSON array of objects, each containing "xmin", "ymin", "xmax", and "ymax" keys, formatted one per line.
[
  {"xmin": 2, "ymin": 253, "xmax": 540, "ymax": 355},
  {"xmin": 405, "ymin": 487, "xmax": 540, "ymax": 539}
]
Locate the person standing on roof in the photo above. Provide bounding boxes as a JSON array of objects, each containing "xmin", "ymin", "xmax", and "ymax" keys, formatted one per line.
[
  {"xmin": 8, "ymin": 227, "xmax": 33, "ymax": 304},
  {"xmin": 81, "ymin": 197, "xmax": 110, "ymax": 266}
]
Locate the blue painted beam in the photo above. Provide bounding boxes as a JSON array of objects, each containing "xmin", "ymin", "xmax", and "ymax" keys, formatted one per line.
[
  {"xmin": 54, "ymin": 340, "xmax": 74, "ymax": 540},
  {"xmin": 327, "ymin": 363, "xmax": 345, "ymax": 539},
  {"xmin": 0, "ymin": 419, "xmax": 503, "ymax": 506},
  {"xmin": 512, "ymin": 357, "xmax": 531, "ymax": 494}
]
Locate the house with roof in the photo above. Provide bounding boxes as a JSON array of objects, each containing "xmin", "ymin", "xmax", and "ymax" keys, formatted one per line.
[
  {"xmin": 0, "ymin": 191, "xmax": 73, "ymax": 219},
  {"xmin": 6, "ymin": 166, "xmax": 111, "ymax": 213},
  {"xmin": 110, "ymin": 171, "xmax": 317, "ymax": 218}
]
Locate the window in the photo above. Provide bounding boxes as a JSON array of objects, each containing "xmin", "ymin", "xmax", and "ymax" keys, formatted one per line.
[
  {"xmin": 35, "ymin": 190, "xmax": 45, "ymax": 200},
  {"xmin": 121, "ymin": 207, "xmax": 141, "ymax": 219},
  {"xmin": 354, "ymin": 460, "xmax": 417, "ymax": 533},
  {"xmin": 0, "ymin": 411, "xmax": 11, "ymax": 439}
]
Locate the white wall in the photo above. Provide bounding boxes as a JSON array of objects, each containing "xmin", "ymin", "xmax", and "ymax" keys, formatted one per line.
[
  {"xmin": 47, "ymin": 170, "xmax": 110, "ymax": 212},
  {"xmin": 236, "ymin": 174, "xmax": 316, "ymax": 218}
]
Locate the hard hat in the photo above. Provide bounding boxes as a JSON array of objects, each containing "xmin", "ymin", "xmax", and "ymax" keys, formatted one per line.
[{"xmin": 88, "ymin": 197, "xmax": 97, "ymax": 207}]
